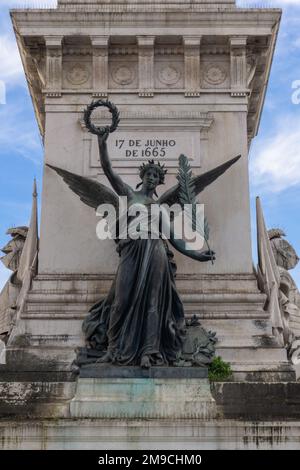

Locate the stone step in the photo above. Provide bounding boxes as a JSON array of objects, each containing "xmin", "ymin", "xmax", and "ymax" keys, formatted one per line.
[
  {"xmin": 17, "ymin": 315, "xmax": 275, "ymax": 349},
  {"xmin": 25, "ymin": 291, "xmax": 266, "ymax": 304},
  {"xmin": 201, "ymin": 318, "xmax": 273, "ymax": 347},
  {"xmin": 0, "ymin": 379, "xmax": 76, "ymax": 418},
  {"xmin": 212, "ymin": 381, "xmax": 300, "ymax": 419},
  {"xmin": 0, "ymin": 347, "xmax": 76, "ymax": 371},
  {"xmin": 214, "ymin": 347, "xmax": 296, "ymax": 380},
  {"xmin": 31, "ymin": 273, "xmax": 260, "ymax": 294},
  {"xmin": 23, "ymin": 292, "xmax": 267, "ymax": 321},
  {"xmin": 217, "ymin": 347, "xmax": 288, "ymax": 363}
]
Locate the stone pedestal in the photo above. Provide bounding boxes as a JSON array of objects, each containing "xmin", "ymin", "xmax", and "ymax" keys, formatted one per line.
[
  {"xmin": 3, "ymin": 0, "xmax": 298, "ymax": 441},
  {"xmin": 70, "ymin": 367, "xmax": 217, "ymax": 419}
]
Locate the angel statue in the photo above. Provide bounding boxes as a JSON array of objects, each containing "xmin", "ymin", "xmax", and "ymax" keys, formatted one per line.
[{"xmin": 48, "ymin": 100, "xmax": 240, "ymax": 369}]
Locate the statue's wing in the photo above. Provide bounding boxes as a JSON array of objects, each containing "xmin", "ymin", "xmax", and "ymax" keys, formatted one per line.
[
  {"xmin": 158, "ymin": 155, "xmax": 241, "ymax": 206},
  {"xmin": 47, "ymin": 164, "xmax": 119, "ymax": 210}
]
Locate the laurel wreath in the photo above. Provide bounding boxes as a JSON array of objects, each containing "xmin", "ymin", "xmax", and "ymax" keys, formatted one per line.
[{"xmin": 83, "ymin": 99, "xmax": 120, "ymax": 136}]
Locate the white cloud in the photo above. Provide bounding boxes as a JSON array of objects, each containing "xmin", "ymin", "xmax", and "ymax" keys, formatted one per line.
[
  {"xmin": 0, "ymin": 2, "xmax": 57, "ymax": 86},
  {"xmin": 0, "ymin": 100, "xmax": 43, "ymax": 165},
  {"xmin": 0, "ymin": 264, "xmax": 10, "ymax": 292},
  {"xmin": 250, "ymin": 116, "xmax": 300, "ymax": 192},
  {"xmin": 238, "ymin": 0, "xmax": 300, "ymax": 5},
  {"xmin": 0, "ymin": 34, "xmax": 24, "ymax": 85},
  {"xmin": 293, "ymin": 36, "xmax": 300, "ymax": 48},
  {"xmin": 3, "ymin": 0, "xmax": 57, "ymax": 7}
]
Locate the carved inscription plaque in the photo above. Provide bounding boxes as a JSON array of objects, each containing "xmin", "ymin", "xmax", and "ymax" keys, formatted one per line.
[{"xmin": 88, "ymin": 130, "xmax": 201, "ymax": 171}]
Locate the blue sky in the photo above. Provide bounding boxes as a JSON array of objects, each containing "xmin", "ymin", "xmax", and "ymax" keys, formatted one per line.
[{"xmin": 0, "ymin": 0, "xmax": 299, "ymax": 289}]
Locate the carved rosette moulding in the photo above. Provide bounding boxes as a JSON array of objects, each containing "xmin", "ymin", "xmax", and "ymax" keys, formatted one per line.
[
  {"xmin": 66, "ymin": 63, "xmax": 91, "ymax": 85},
  {"xmin": 158, "ymin": 65, "xmax": 181, "ymax": 87},
  {"xmin": 204, "ymin": 64, "xmax": 227, "ymax": 86},
  {"xmin": 111, "ymin": 65, "xmax": 136, "ymax": 86}
]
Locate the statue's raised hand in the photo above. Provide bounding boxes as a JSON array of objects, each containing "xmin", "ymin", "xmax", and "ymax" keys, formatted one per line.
[{"xmin": 97, "ymin": 128, "xmax": 110, "ymax": 148}]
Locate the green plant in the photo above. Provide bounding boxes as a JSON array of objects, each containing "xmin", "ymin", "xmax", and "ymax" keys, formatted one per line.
[{"xmin": 208, "ymin": 356, "xmax": 232, "ymax": 381}]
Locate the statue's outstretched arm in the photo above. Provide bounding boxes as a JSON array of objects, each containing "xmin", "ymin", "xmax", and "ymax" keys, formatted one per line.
[
  {"xmin": 169, "ymin": 236, "xmax": 215, "ymax": 262},
  {"xmin": 98, "ymin": 131, "xmax": 132, "ymax": 197},
  {"xmin": 160, "ymin": 206, "xmax": 215, "ymax": 263}
]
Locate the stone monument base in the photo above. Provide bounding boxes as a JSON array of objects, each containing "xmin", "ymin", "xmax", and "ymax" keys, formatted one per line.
[
  {"xmin": 70, "ymin": 366, "xmax": 216, "ymax": 419},
  {"xmin": 9, "ymin": 273, "xmax": 296, "ymax": 382},
  {"xmin": 1, "ymin": 418, "xmax": 300, "ymax": 450}
]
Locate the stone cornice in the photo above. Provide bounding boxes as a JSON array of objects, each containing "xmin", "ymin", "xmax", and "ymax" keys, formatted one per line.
[
  {"xmin": 10, "ymin": 10, "xmax": 281, "ymax": 33},
  {"xmin": 10, "ymin": 6, "xmax": 279, "ymax": 16},
  {"xmin": 58, "ymin": 0, "xmax": 236, "ymax": 7},
  {"xmin": 10, "ymin": 7, "xmax": 281, "ymax": 144}
]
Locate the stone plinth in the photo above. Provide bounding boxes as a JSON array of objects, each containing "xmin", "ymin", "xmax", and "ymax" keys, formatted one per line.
[{"xmin": 70, "ymin": 370, "xmax": 217, "ymax": 419}]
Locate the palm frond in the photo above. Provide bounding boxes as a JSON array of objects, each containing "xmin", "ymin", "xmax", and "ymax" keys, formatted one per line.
[{"xmin": 176, "ymin": 155, "xmax": 213, "ymax": 263}]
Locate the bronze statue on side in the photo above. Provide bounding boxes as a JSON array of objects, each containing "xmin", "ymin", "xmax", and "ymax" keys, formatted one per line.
[{"xmin": 48, "ymin": 100, "xmax": 240, "ymax": 369}]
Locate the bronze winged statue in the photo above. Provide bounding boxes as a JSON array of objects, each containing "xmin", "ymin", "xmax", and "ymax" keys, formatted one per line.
[{"xmin": 48, "ymin": 100, "xmax": 240, "ymax": 369}]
